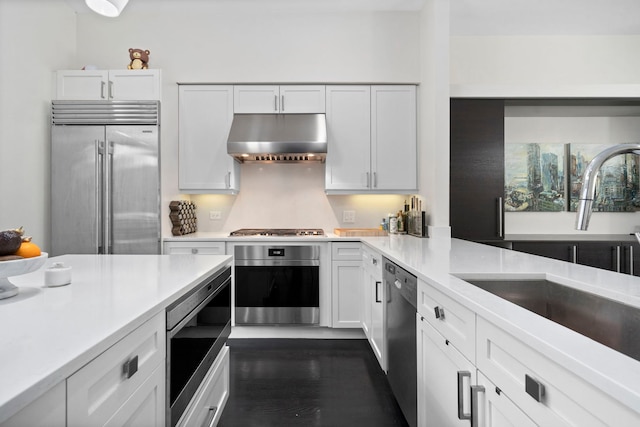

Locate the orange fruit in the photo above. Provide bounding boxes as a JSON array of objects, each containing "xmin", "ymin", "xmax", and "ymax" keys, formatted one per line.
[{"xmin": 15, "ymin": 241, "xmax": 41, "ymax": 258}]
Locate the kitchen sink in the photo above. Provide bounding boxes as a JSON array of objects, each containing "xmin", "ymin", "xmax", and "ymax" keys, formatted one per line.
[{"xmin": 454, "ymin": 275, "xmax": 640, "ymax": 362}]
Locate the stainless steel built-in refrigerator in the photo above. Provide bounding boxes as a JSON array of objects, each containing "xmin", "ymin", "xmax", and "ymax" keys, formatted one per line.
[{"xmin": 51, "ymin": 101, "xmax": 160, "ymax": 256}]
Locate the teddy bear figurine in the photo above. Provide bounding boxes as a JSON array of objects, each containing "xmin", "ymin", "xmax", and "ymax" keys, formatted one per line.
[{"xmin": 128, "ymin": 48, "xmax": 150, "ymax": 70}]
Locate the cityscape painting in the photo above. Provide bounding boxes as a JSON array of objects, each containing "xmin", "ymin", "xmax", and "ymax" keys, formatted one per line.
[
  {"xmin": 568, "ymin": 144, "xmax": 640, "ymax": 212},
  {"xmin": 504, "ymin": 143, "xmax": 566, "ymax": 212}
]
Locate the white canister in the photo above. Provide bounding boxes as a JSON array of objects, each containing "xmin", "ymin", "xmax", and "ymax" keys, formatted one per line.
[
  {"xmin": 389, "ymin": 216, "xmax": 398, "ymax": 234},
  {"xmin": 45, "ymin": 262, "xmax": 72, "ymax": 287}
]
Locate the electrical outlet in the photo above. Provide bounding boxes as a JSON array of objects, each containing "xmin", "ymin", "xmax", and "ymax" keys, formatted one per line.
[
  {"xmin": 343, "ymin": 210, "xmax": 356, "ymax": 223},
  {"xmin": 209, "ymin": 211, "xmax": 222, "ymax": 220}
]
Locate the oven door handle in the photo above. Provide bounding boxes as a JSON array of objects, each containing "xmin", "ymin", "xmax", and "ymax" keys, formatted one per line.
[{"xmin": 167, "ymin": 277, "xmax": 231, "ymax": 339}]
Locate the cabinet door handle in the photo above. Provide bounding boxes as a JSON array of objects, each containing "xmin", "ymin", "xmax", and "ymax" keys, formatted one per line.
[
  {"xmin": 192, "ymin": 248, "xmax": 199, "ymax": 254},
  {"xmin": 434, "ymin": 306, "xmax": 445, "ymax": 319},
  {"xmin": 108, "ymin": 80, "xmax": 114, "ymax": 99},
  {"xmin": 496, "ymin": 197, "xmax": 504, "ymax": 238},
  {"xmin": 281, "ymin": 95, "xmax": 285, "ymax": 112},
  {"xmin": 274, "ymin": 94, "xmax": 278, "ymax": 111},
  {"xmin": 122, "ymin": 355, "xmax": 138, "ymax": 379},
  {"xmin": 571, "ymin": 245, "xmax": 578, "ymax": 263},
  {"xmin": 630, "ymin": 245, "xmax": 634, "ymax": 275},
  {"xmin": 373, "ymin": 172, "xmax": 378, "ymax": 188},
  {"xmin": 375, "ymin": 281, "xmax": 381, "ymax": 303},
  {"xmin": 615, "ymin": 245, "xmax": 621, "ymax": 272},
  {"xmin": 225, "ymin": 171, "xmax": 231, "ymax": 188},
  {"xmin": 457, "ymin": 371, "xmax": 471, "ymax": 420},
  {"xmin": 470, "ymin": 385, "xmax": 485, "ymax": 427},
  {"xmin": 525, "ymin": 374, "xmax": 545, "ymax": 402},
  {"xmin": 201, "ymin": 406, "xmax": 218, "ymax": 427},
  {"xmin": 100, "ymin": 81, "xmax": 106, "ymax": 99},
  {"xmin": 372, "ymin": 258, "xmax": 378, "ymax": 266}
]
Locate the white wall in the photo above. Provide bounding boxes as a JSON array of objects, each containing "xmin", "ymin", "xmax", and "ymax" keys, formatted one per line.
[
  {"xmin": 72, "ymin": 7, "xmax": 421, "ymax": 235},
  {"xmin": 419, "ymin": 0, "xmax": 449, "ymax": 237},
  {"xmin": 450, "ymin": 35, "xmax": 640, "ymax": 86},
  {"xmin": 0, "ymin": 0, "xmax": 76, "ymax": 251}
]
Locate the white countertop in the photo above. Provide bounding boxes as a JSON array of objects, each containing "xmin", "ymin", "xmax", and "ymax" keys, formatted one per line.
[{"xmin": 0, "ymin": 254, "xmax": 232, "ymax": 423}]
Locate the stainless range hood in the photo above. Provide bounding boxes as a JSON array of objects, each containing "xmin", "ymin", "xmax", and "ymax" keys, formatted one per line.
[{"xmin": 227, "ymin": 113, "xmax": 327, "ymax": 163}]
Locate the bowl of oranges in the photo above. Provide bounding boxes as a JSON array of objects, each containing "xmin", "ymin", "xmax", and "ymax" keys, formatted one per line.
[{"xmin": 0, "ymin": 227, "xmax": 47, "ymax": 300}]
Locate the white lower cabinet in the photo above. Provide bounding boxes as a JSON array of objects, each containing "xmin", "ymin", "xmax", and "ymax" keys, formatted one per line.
[
  {"xmin": 102, "ymin": 364, "xmax": 164, "ymax": 427},
  {"xmin": 331, "ymin": 242, "xmax": 362, "ymax": 328},
  {"xmin": 1, "ymin": 381, "xmax": 66, "ymax": 427},
  {"xmin": 361, "ymin": 245, "xmax": 385, "ymax": 370},
  {"xmin": 417, "ymin": 312, "xmax": 535, "ymax": 427},
  {"xmin": 164, "ymin": 241, "xmax": 226, "ymax": 255},
  {"xmin": 475, "ymin": 371, "xmax": 537, "ymax": 427},
  {"xmin": 67, "ymin": 312, "xmax": 166, "ymax": 427},
  {"xmin": 476, "ymin": 317, "xmax": 640, "ymax": 426},
  {"xmin": 417, "ymin": 313, "xmax": 476, "ymax": 427},
  {"xmin": 177, "ymin": 346, "xmax": 230, "ymax": 427},
  {"xmin": 418, "ymin": 278, "xmax": 475, "ymax": 363}
]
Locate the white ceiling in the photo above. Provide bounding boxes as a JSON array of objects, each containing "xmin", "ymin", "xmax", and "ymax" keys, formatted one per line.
[{"xmin": 63, "ymin": 0, "xmax": 640, "ymax": 35}]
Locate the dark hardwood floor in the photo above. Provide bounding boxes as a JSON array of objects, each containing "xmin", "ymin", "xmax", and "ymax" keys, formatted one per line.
[{"xmin": 218, "ymin": 339, "xmax": 409, "ymax": 427}]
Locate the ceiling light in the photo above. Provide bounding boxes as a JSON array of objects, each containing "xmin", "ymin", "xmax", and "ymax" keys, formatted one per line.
[{"xmin": 85, "ymin": 0, "xmax": 130, "ymax": 17}]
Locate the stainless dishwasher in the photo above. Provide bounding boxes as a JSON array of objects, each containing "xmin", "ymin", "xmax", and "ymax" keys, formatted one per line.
[{"xmin": 384, "ymin": 257, "xmax": 417, "ymax": 427}]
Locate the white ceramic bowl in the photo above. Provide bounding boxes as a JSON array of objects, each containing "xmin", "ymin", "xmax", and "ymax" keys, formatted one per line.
[{"xmin": 0, "ymin": 253, "xmax": 48, "ymax": 299}]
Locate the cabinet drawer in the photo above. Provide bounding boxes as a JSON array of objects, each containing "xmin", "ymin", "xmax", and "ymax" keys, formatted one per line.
[
  {"xmin": 477, "ymin": 317, "xmax": 639, "ymax": 426},
  {"xmin": 67, "ymin": 312, "xmax": 166, "ymax": 426},
  {"xmin": 332, "ymin": 242, "xmax": 361, "ymax": 260},
  {"xmin": 361, "ymin": 245, "xmax": 382, "ymax": 276},
  {"xmin": 164, "ymin": 241, "xmax": 226, "ymax": 255},
  {"xmin": 177, "ymin": 346, "xmax": 230, "ymax": 427},
  {"xmin": 418, "ymin": 279, "xmax": 475, "ymax": 363},
  {"xmin": 103, "ymin": 364, "xmax": 164, "ymax": 427}
]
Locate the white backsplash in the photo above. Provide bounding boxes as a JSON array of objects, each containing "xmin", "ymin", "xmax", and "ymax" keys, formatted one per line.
[{"xmin": 190, "ymin": 163, "xmax": 409, "ymax": 233}]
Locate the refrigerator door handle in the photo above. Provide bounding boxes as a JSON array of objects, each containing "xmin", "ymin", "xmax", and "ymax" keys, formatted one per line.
[
  {"xmin": 97, "ymin": 140, "xmax": 105, "ymax": 254},
  {"xmin": 104, "ymin": 140, "xmax": 114, "ymax": 254}
]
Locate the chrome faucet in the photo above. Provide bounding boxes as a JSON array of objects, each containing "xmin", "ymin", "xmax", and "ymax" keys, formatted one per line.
[{"xmin": 575, "ymin": 143, "xmax": 640, "ymax": 230}]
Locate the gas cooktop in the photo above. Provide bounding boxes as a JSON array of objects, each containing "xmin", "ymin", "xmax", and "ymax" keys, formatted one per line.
[{"xmin": 229, "ymin": 228, "xmax": 325, "ymax": 237}]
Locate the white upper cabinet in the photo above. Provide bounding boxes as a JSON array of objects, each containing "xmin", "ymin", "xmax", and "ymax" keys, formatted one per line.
[
  {"xmin": 371, "ymin": 85, "xmax": 417, "ymax": 192},
  {"xmin": 233, "ymin": 85, "xmax": 325, "ymax": 113},
  {"xmin": 178, "ymin": 85, "xmax": 240, "ymax": 194},
  {"xmin": 325, "ymin": 85, "xmax": 417, "ymax": 194},
  {"xmin": 279, "ymin": 86, "xmax": 326, "ymax": 113},
  {"xmin": 55, "ymin": 69, "xmax": 161, "ymax": 100},
  {"xmin": 325, "ymin": 86, "xmax": 372, "ymax": 191}
]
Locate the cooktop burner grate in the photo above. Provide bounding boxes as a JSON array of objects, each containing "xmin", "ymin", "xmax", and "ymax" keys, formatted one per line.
[{"xmin": 229, "ymin": 228, "xmax": 325, "ymax": 237}]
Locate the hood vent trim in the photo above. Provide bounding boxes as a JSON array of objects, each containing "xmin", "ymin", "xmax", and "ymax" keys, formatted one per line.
[
  {"xmin": 238, "ymin": 153, "xmax": 324, "ymax": 163},
  {"xmin": 227, "ymin": 113, "xmax": 327, "ymax": 163}
]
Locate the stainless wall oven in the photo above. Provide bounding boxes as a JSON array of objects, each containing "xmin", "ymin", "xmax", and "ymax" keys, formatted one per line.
[
  {"xmin": 234, "ymin": 245, "xmax": 320, "ymax": 325},
  {"xmin": 166, "ymin": 265, "xmax": 231, "ymax": 426}
]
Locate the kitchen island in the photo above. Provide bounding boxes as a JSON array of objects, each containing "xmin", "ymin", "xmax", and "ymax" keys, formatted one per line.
[
  {"xmin": 362, "ymin": 235, "xmax": 640, "ymax": 425},
  {"xmin": 0, "ymin": 254, "xmax": 232, "ymax": 425},
  {"xmin": 166, "ymin": 232, "xmax": 640, "ymax": 424}
]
